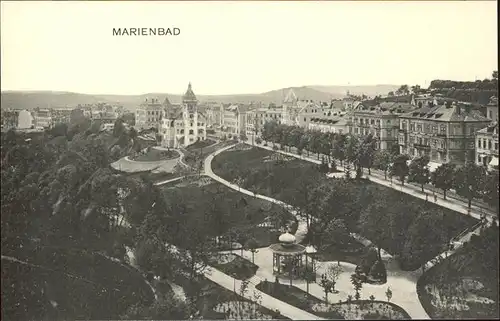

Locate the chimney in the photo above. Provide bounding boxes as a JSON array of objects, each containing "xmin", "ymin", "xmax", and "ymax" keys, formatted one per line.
[{"xmin": 453, "ymin": 102, "xmax": 460, "ymax": 115}]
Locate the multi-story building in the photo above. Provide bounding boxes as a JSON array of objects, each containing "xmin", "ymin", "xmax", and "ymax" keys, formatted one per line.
[
  {"xmin": 135, "ymin": 98, "xmax": 164, "ymax": 131},
  {"xmin": 398, "ymin": 101, "xmax": 490, "ymax": 166},
  {"xmin": 475, "ymin": 122, "xmax": 498, "ymax": 171},
  {"xmin": 308, "ymin": 115, "xmax": 349, "ymax": 134},
  {"xmin": 222, "ymin": 104, "xmax": 248, "ymax": 136},
  {"xmin": 33, "ymin": 109, "xmax": 53, "ymax": 129},
  {"xmin": 204, "ymin": 102, "xmax": 224, "ymax": 128},
  {"xmin": 282, "ymin": 89, "xmax": 324, "ymax": 128},
  {"xmin": 17, "ymin": 110, "xmax": 34, "ymax": 129},
  {"xmin": 160, "ymin": 83, "xmax": 207, "ymax": 148},
  {"xmin": 349, "ymin": 102, "xmax": 415, "ymax": 151}
]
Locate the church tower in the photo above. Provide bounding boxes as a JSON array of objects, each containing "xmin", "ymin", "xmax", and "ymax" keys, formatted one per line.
[{"xmin": 182, "ymin": 82, "xmax": 199, "ymax": 147}]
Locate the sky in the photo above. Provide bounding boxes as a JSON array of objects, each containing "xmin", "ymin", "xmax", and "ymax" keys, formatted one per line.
[{"xmin": 1, "ymin": 1, "xmax": 498, "ymax": 95}]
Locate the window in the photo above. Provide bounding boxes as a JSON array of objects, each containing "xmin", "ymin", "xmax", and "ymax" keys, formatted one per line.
[
  {"xmin": 440, "ymin": 125, "xmax": 446, "ymax": 135},
  {"xmin": 495, "ymin": 143, "xmax": 498, "ymax": 150},
  {"xmin": 432, "ymin": 125, "xmax": 438, "ymax": 133},
  {"xmin": 478, "ymin": 155, "xmax": 481, "ymax": 163},
  {"xmin": 488, "ymin": 140, "xmax": 492, "ymax": 149},
  {"xmin": 417, "ymin": 124, "xmax": 422, "ymax": 132},
  {"xmin": 478, "ymin": 139, "xmax": 482, "ymax": 148},
  {"xmin": 425, "ymin": 124, "xmax": 430, "ymax": 133},
  {"xmin": 303, "ymin": 117, "xmax": 306, "ymax": 121},
  {"xmin": 410, "ymin": 123, "xmax": 415, "ymax": 131},
  {"xmin": 371, "ymin": 119, "xmax": 374, "ymax": 125}
]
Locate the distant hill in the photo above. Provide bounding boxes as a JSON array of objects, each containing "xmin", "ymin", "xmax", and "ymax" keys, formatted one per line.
[
  {"xmin": 1, "ymin": 85, "xmax": 397, "ymax": 110},
  {"xmin": 309, "ymin": 85, "xmax": 400, "ymax": 97}
]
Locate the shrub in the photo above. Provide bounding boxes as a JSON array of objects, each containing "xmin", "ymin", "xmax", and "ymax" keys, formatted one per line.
[
  {"xmin": 369, "ymin": 260, "xmax": 387, "ymax": 283},
  {"xmin": 357, "ymin": 248, "xmax": 378, "ymax": 276}
]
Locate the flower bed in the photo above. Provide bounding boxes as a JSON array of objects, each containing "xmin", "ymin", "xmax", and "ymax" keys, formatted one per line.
[
  {"xmin": 256, "ymin": 281, "xmax": 410, "ymax": 320},
  {"xmin": 211, "ymin": 253, "xmax": 259, "ymax": 280}
]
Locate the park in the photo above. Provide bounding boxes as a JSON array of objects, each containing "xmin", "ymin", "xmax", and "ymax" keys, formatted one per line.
[{"xmin": 1, "ymin": 121, "xmax": 498, "ymax": 320}]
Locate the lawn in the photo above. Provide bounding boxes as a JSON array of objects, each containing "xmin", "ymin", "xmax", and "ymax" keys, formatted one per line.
[
  {"xmin": 159, "ymin": 177, "xmax": 297, "ymax": 248},
  {"xmin": 256, "ymin": 281, "xmax": 410, "ymax": 320},
  {"xmin": 417, "ymin": 225, "xmax": 499, "ymax": 319},
  {"xmin": 174, "ymin": 274, "xmax": 288, "ymax": 320},
  {"xmin": 211, "ymin": 253, "xmax": 259, "ymax": 280},
  {"xmin": 131, "ymin": 147, "xmax": 179, "ymax": 161},
  {"xmin": 186, "ymin": 138, "xmax": 217, "ymax": 150},
  {"xmin": 212, "ymin": 147, "xmax": 478, "ymax": 271},
  {"xmin": 1, "ymin": 247, "xmax": 154, "ymax": 321},
  {"xmin": 212, "ymin": 146, "xmax": 329, "ymax": 202}
]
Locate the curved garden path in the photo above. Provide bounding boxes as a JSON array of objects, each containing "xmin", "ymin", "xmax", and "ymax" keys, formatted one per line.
[{"xmin": 205, "ymin": 143, "xmax": 431, "ymax": 319}]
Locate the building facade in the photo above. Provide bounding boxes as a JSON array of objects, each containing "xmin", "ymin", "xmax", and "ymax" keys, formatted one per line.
[
  {"xmin": 475, "ymin": 122, "xmax": 498, "ymax": 171},
  {"xmin": 349, "ymin": 102, "xmax": 414, "ymax": 151},
  {"xmin": 398, "ymin": 102, "xmax": 490, "ymax": 165},
  {"xmin": 135, "ymin": 98, "xmax": 164, "ymax": 131},
  {"xmin": 17, "ymin": 110, "xmax": 34, "ymax": 129},
  {"xmin": 308, "ymin": 116, "xmax": 349, "ymax": 134},
  {"xmin": 33, "ymin": 109, "xmax": 53, "ymax": 129},
  {"xmin": 160, "ymin": 83, "xmax": 207, "ymax": 148},
  {"xmin": 222, "ymin": 104, "xmax": 247, "ymax": 136}
]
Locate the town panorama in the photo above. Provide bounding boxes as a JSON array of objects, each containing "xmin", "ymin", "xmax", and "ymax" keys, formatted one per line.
[{"xmin": 2, "ymin": 77, "xmax": 498, "ymax": 320}]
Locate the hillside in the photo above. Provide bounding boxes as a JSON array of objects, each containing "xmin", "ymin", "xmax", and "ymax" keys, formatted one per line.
[
  {"xmin": 309, "ymin": 84, "xmax": 400, "ymax": 97},
  {"xmin": 1, "ymin": 85, "xmax": 396, "ymax": 110}
]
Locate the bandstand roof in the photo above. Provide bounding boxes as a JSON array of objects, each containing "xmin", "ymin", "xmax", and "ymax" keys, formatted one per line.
[{"xmin": 269, "ymin": 243, "xmax": 306, "ymax": 255}]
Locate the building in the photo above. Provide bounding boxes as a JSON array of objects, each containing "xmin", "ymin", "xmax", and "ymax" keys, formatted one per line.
[
  {"xmin": 33, "ymin": 109, "xmax": 53, "ymax": 129},
  {"xmin": 17, "ymin": 110, "xmax": 34, "ymax": 129},
  {"xmin": 222, "ymin": 104, "xmax": 248, "ymax": 136},
  {"xmin": 202, "ymin": 102, "xmax": 224, "ymax": 128},
  {"xmin": 349, "ymin": 102, "xmax": 415, "ymax": 151},
  {"xmin": 160, "ymin": 83, "xmax": 207, "ymax": 148},
  {"xmin": 475, "ymin": 122, "xmax": 498, "ymax": 171},
  {"xmin": 282, "ymin": 89, "xmax": 324, "ymax": 128},
  {"xmin": 485, "ymin": 96, "xmax": 498, "ymax": 121},
  {"xmin": 135, "ymin": 98, "xmax": 164, "ymax": 131},
  {"xmin": 398, "ymin": 101, "xmax": 491, "ymax": 166},
  {"xmin": 308, "ymin": 115, "xmax": 349, "ymax": 134}
]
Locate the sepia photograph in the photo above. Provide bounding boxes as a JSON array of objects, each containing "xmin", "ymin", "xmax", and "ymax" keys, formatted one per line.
[{"xmin": 1, "ymin": 1, "xmax": 498, "ymax": 320}]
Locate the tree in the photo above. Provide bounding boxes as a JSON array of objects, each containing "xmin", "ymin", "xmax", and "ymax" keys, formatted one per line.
[
  {"xmin": 411, "ymin": 85, "xmax": 421, "ymax": 95},
  {"xmin": 332, "ymin": 134, "xmax": 346, "ymax": 166},
  {"xmin": 483, "ymin": 171, "xmax": 499, "ymax": 214},
  {"xmin": 113, "ymin": 118, "xmax": 126, "ymax": 137},
  {"xmin": 385, "ymin": 287, "xmax": 393, "ymax": 302},
  {"xmin": 350, "ymin": 274, "xmax": 363, "ymax": 300},
  {"xmin": 319, "ymin": 265, "xmax": 340, "ymax": 304},
  {"xmin": 493, "ymin": 70, "xmax": 498, "ymax": 80},
  {"xmin": 359, "ymin": 198, "xmax": 390, "ymax": 260},
  {"xmin": 431, "ymin": 163, "xmax": 455, "ymax": 200},
  {"xmin": 255, "ymin": 137, "xmax": 262, "ymax": 145},
  {"xmin": 244, "ymin": 238, "xmax": 259, "ymax": 263},
  {"xmin": 396, "ymin": 85, "xmax": 409, "ymax": 96},
  {"xmin": 390, "ymin": 154, "xmax": 409, "ymax": 185},
  {"xmin": 402, "ymin": 209, "xmax": 447, "ymax": 270},
  {"xmin": 388, "ymin": 91, "xmax": 395, "ymax": 97},
  {"xmin": 408, "ymin": 155, "xmax": 430, "ymax": 192},
  {"xmin": 453, "ymin": 162, "xmax": 486, "ymax": 209},
  {"xmin": 359, "ymin": 134, "xmax": 377, "ymax": 175},
  {"xmin": 239, "ymin": 132, "xmax": 248, "ymax": 141},
  {"xmin": 373, "ymin": 149, "xmax": 393, "ymax": 180}
]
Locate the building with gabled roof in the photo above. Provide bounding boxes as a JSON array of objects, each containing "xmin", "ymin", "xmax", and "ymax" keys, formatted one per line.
[
  {"xmin": 398, "ymin": 101, "xmax": 490, "ymax": 166},
  {"xmin": 349, "ymin": 101, "xmax": 416, "ymax": 151},
  {"xmin": 160, "ymin": 83, "xmax": 207, "ymax": 148}
]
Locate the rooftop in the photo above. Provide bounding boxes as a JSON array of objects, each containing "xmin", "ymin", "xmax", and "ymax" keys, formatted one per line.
[
  {"xmin": 182, "ymin": 82, "xmax": 198, "ymax": 102},
  {"xmin": 401, "ymin": 102, "xmax": 490, "ymax": 122}
]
